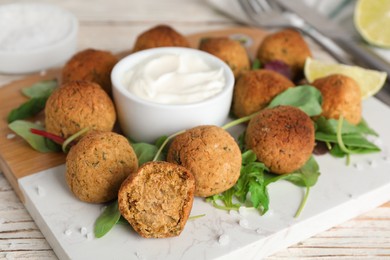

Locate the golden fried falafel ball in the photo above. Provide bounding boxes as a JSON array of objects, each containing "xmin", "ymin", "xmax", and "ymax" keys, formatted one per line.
[
  {"xmin": 245, "ymin": 106, "xmax": 315, "ymax": 174},
  {"xmin": 132, "ymin": 24, "xmax": 190, "ymax": 52},
  {"xmin": 66, "ymin": 131, "xmax": 138, "ymax": 203},
  {"xmin": 118, "ymin": 161, "xmax": 195, "ymax": 238},
  {"xmin": 257, "ymin": 29, "xmax": 312, "ymax": 79},
  {"xmin": 167, "ymin": 125, "xmax": 241, "ymax": 197},
  {"xmin": 45, "ymin": 80, "xmax": 116, "ymax": 139},
  {"xmin": 233, "ymin": 69, "xmax": 294, "ymax": 118},
  {"xmin": 311, "ymin": 74, "xmax": 362, "ymax": 125},
  {"xmin": 199, "ymin": 37, "xmax": 250, "ymax": 78},
  {"xmin": 61, "ymin": 48, "xmax": 118, "ymax": 95}
]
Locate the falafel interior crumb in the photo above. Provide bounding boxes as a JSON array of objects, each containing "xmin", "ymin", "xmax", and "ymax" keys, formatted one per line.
[{"xmin": 123, "ymin": 162, "xmax": 194, "ymax": 238}]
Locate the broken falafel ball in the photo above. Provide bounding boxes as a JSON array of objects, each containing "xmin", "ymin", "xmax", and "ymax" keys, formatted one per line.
[
  {"xmin": 118, "ymin": 161, "xmax": 195, "ymax": 238},
  {"xmin": 66, "ymin": 131, "xmax": 138, "ymax": 203},
  {"xmin": 132, "ymin": 24, "xmax": 190, "ymax": 52},
  {"xmin": 167, "ymin": 125, "xmax": 242, "ymax": 197},
  {"xmin": 233, "ymin": 69, "xmax": 295, "ymax": 118},
  {"xmin": 199, "ymin": 37, "xmax": 250, "ymax": 78},
  {"xmin": 45, "ymin": 80, "xmax": 116, "ymax": 139},
  {"xmin": 312, "ymin": 74, "xmax": 362, "ymax": 125},
  {"xmin": 245, "ymin": 106, "xmax": 315, "ymax": 174},
  {"xmin": 257, "ymin": 29, "xmax": 312, "ymax": 79},
  {"xmin": 61, "ymin": 48, "xmax": 118, "ymax": 95}
]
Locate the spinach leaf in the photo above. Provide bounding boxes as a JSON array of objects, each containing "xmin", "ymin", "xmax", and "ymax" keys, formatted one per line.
[
  {"xmin": 7, "ymin": 97, "xmax": 47, "ymax": 123},
  {"xmin": 22, "ymin": 79, "xmax": 57, "ymax": 98},
  {"xmin": 267, "ymin": 85, "xmax": 323, "ymax": 116},
  {"xmin": 266, "ymin": 156, "xmax": 320, "ymax": 187},
  {"xmin": 8, "ymin": 80, "xmax": 58, "ymax": 123},
  {"xmin": 316, "ymin": 132, "xmax": 380, "ymax": 151},
  {"xmin": 94, "ymin": 201, "xmax": 121, "ymax": 238},
  {"xmin": 8, "ymin": 120, "xmax": 59, "ymax": 153},
  {"xmin": 207, "ymin": 150, "xmax": 320, "ymax": 217},
  {"xmin": 131, "ymin": 141, "xmax": 165, "ymax": 166},
  {"xmin": 315, "ymin": 116, "xmax": 378, "ymax": 136}
]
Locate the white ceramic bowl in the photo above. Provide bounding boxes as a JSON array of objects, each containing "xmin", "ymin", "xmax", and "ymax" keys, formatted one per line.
[
  {"xmin": 0, "ymin": 3, "xmax": 78, "ymax": 74},
  {"xmin": 111, "ymin": 47, "xmax": 235, "ymax": 143}
]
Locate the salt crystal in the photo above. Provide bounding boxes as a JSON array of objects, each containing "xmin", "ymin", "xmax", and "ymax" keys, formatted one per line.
[
  {"xmin": 229, "ymin": 210, "xmax": 239, "ymax": 217},
  {"xmin": 256, "ymin": 228, "xmax": 264, "ymax": 234},
  {"xmin": 218, "ymin": 234, "xmax": 230, "ymax": 245},
  {"xmin": 239, "ymin": 219, "xmax": 249, "ymax": 228},
  {"xmin": 6, "ymin": 133, "xmax": 15, "ymax": 139},
  {"xmin": 64, "ymin": 229, "xmax": 72, "ymax": 236},
  {"xmin": 86, "ymin": 232, "xmax": 93, "ymax": 240},
  {"xmin": 36, "ymin": 186, "xmax": 45, "ymax": 197},
  {"xmin": 353, "ymin": 162, "xmax": 364, "ymax": 171},
  {"xmin": 134, "ymin": 252, "xmax": 145, "ymax": 260},
  {"xmin": 238, "ymin": 206, "xmax": 249, "ymax": 216},
  {"xmin": 368, "ymin": 160, "xmax": 378, "ymax": 168},
  {"xmin": 80, "ymin": 227, "xmax": 87, "ymax": 235}
]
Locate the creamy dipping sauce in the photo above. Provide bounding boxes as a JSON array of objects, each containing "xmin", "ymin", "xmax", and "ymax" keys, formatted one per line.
[{"xmin": 123, "ymin": 53, "xmax": 225, "ymax": 104}]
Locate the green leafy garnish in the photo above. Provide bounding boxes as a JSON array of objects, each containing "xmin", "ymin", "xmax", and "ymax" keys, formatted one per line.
[
  {"xmin": 22, "ymin": 79, "xmax": 57, "ymax": 98},
  {"xmin": 267, "ymin": 85, "xmax": 323, "ymax": 116},
  {"xmin": 7, "ymin": 79, "xmax": 57, "ymax": 123},
  {"xmin": 7, "ymin": 97, "xmax": 47, "ymax": 123},
  {"xmin": 132, "ymin": 142, "xmax": 161, "ymax": 166},
  {"xmin": 315, "ymin": 115, "xmax": 380, "ymax": 164},
  {"xmin": 207, "ymin": 150, "xmax": 320, "ymax": 217},
  {"xmin": 252, "ymin": 58, "xmax": 261, "ymax": 70},
  {"xmin": 8, "ymin": 120, "xmax": 61, "ymax": 152},
  {"xmin": 94, "ymin": 201, "xmax": 121, "ymax": 238}
]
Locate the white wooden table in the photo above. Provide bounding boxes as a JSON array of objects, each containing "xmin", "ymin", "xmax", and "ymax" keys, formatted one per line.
[{"xmin": 0, "ymin": 0, "xmax": 389, "ymax": 259}]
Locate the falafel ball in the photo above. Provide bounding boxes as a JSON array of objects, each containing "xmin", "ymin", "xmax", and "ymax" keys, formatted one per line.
[
  {"xmin": 66, "ymin": 131, "xmax": 138, "ymax": 203},
  {"xmin": 199, "ymin": 37, "xmax": 250, "ymax": 78},
  {"xmin": 257, "ymin": 29, "xmax": 312, "ymax": 79},
  {"xmin": 233, "ymin": 69, "xmax": 294, "ymax": 118},
  {"xmin": 118, "ymin": 161, "xmax": 195, "ymax": 238},
  {"xmin": 245, "ymin": 106, "xmax": 315, "ymax": 174},
  {"xmin": 167, "ymin": 125, "xmax": 241, "ymax": 197},
  {"xmin": 132, "ymin": 24, "xmax": 190, "ymax": 52},
  {"xmin": 45, "ymin": 80, "xmax": 116, "ymax": 139},
  {"xmin": 61, "ymin": 48, "xmax": 118, "ymax": 95},
  {"xmin": 311, "ymin": 74, "xmax": 362, "ymax": 125}
]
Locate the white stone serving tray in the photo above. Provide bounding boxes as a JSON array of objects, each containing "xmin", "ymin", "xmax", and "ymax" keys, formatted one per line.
[{"xmin": 19, "ymin": 97, "xmax": 390, "ymax": 260}]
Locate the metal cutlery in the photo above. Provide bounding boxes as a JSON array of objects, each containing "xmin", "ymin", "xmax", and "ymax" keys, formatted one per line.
[
  {"xmin": 238, "ymin": 0, "xmax": 353, "ymax": 64},
  {"xmin": 237, "ymin": 0, "xmax": 390, "ymax": 105}
]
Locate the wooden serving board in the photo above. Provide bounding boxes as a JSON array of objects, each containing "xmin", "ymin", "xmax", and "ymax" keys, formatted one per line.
[{"xmin": 0, "ymin": 27, "xmax": 268, "ymax": 202}]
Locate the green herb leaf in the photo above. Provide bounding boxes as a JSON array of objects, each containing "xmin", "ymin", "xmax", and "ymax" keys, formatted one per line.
[
  {"xmin": 266, "ymin": 156, "xmax": 320, "ymax": 187},
  {"xmin": 22, "ymin": 79, "xmax": 57, "ymax": 98},
  {"xmin": 267, "ymin": 85, "xmax": 323, "ymax": 116},
  {"xmin": 132, "ymin": 142, "xmax": 163, "ymax": 166},
  {"xmin": 252, "ymin": 59, "xmax": 261, "ymax": 70},
  {"xmin": 208, "ymin": 150, "xmax": 320, "ymax": 217},
  {"xmin": 8, "ymin": 120, "xmax": 58, "ymax": 152},
  {"xmin": 7, "ymin": 97, "xmax": 47, "ymax": 123},
  {"xmin": 315, "ymin": 132, "xmax": 380, "ymax": 152},
  {"xmin": 94, "ymin": 201, "xmax": 121, "ymax": 238},
  {"xmin": 315, "ymin": 116, "xmax": 378, "ymax": 136}
]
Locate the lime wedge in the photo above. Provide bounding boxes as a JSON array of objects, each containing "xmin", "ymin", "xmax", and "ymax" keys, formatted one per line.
[{"xmin": 304, "ymin": 58, "xmax": 387, "ymax": 99}]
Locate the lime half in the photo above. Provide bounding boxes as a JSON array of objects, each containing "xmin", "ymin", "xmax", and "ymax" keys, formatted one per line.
[{"xmin": 354, "ymin": 0, "xmax": 390, "ymax": 48}]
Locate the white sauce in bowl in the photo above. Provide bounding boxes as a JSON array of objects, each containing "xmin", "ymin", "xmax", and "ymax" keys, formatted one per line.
[{"xmin": 122, "ymin": 53, "xmax": 226, "ymax": 104}]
